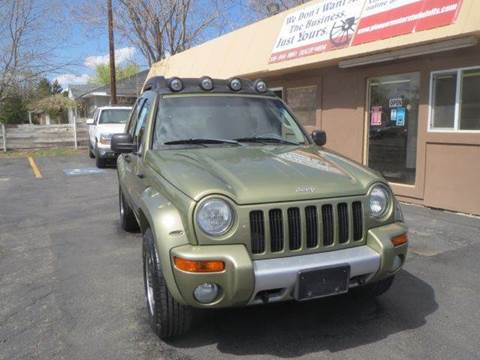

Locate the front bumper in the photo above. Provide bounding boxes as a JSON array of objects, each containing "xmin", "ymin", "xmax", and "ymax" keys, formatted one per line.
[
  {"xmin": 96, "ymin": 146, "xmax": 117, "ymax": 159},
  {"xmin": 169, "ymin": 222, "xmax": 407, "ymax": 308}
]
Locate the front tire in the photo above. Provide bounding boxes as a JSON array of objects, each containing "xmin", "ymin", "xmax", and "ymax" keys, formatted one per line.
[
  {"xmin": 119, "ymin": 187, "xmax": 139, "ymax": 232},
  {"xmin": 143, "ymin": 228, "xmax": 192, "ymax": 339},
  {"xmin": 88, "ymin": 142, "xmax": 95, "ymax": 159}
]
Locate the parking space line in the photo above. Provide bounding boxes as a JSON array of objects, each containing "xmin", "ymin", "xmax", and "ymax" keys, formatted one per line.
[{"xmin": 27, "ymin": 156, "xmax": 43, "ymax": 179}]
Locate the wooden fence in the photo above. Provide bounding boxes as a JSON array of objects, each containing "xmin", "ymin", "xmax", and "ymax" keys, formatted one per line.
[{"xmin": 1, "ymin": 122, "xmax": 89, "ymax": 151}]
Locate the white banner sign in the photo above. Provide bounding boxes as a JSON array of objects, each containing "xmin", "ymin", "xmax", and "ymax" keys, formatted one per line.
[{"xmin": 270, "ymin": 0, "xmax": 463, "ymax": 63}]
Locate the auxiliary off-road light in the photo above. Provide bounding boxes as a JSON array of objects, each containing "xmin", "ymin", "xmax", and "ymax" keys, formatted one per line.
[
  {"xmin": 254, "ymin": 79, "xmax": 268, "ymax": 93},
  {"xmin": 169, "ymin": 77, "xmax": 183, "ymax": 92},
  {"xmin": 391, "ymin": 233, "xmax": 408, "ymax": 247},
  {"xmin": 229, "ymin": 78, "xmax": 242, "ymax": 91},
  {"xmin": 174, "ymin": 257, "xmax": 225, "ymax": 273},
  {"xmin": 200, "ymin": 76, "xmax": 214, "ymax": 91},
  {"xmin": 194, "ymin": 283, "xmax": 219, "ymax": 304}
]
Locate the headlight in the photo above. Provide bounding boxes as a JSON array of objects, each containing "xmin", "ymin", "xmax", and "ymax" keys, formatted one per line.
[
  {"xmin": 99, "ymin": 133, "xmax": 112, "ymax": 145},
  {"xmin": 197, "ymin": 198, "xmax": 234, "ymax": 236},
  {"xmin": 368, "ymin": 184, "xmax": 391, "ymax": 218}
]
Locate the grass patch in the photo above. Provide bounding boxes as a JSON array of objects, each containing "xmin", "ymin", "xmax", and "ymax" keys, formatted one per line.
[{"xmin": 0, "ymin": 147, "xmax": 87, "ymax": 158}]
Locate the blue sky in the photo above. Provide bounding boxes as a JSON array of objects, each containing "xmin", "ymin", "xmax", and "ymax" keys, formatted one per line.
[{"xmin": 54, "ymin": 1, "xmax": 255, "ymax": 89}]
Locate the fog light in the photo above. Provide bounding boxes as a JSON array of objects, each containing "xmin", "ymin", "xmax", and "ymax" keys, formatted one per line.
[
  {"xmin": 392, "ymin": 255, "xmax": 402, "ymax": 271},
  {"xmin": 169, "ymin": 77, "xmax": 183, "ymax": 92},
  {"xmin": 193, "ymin": 283, "xmax": 219, "ymax": 304}
]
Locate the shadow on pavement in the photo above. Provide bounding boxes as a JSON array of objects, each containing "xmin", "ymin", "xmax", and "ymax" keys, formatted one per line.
[{"xmin": 169, "ymin": 270, "xmax": 437, "ymax": 357}]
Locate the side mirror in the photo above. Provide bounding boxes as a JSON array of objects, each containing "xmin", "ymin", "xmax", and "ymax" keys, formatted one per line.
[
  {"xmin": 311, "ymin": 130, "xmax": 327, "ymax": 146},
  {"xmin": 111, "ymin": 133, "xmax": 136, "ymax": 153},
  {"xmin": 86, "ymin": 118, "xmax": 95, "ymax": 125}
]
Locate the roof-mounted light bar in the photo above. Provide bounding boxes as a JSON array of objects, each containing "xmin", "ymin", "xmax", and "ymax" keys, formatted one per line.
[{"xmin": 146, "ymin": 77, "xmax": 272, "ymax": 95}]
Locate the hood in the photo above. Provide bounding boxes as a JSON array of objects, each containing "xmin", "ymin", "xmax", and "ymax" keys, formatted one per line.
[{"xmin": 147, "ymin": 145, "xmax": 379, "ymax": 205}]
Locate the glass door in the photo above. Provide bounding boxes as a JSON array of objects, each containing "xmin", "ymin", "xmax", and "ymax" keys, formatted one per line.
[{"xmin": 367, "ymin": 73, "xmax": 420, "ymax": 185}]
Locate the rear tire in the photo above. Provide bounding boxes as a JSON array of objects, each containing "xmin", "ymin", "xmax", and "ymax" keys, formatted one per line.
[
  {"xmin": 119, "ymin": 187, "xmax": 139, "ymax": 232},
  {"xmin": 143, "ymin": 228, "xmax": 192, "ymax": 339},
  {"xmin": 353, "ymin": 276, "xmax": 395, "ymax": 299}
]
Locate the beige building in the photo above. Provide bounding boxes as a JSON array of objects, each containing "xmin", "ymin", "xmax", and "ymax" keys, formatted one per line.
[{"xmin": 148, "ymin": 0, "xmax": 480, "ymax": 215}]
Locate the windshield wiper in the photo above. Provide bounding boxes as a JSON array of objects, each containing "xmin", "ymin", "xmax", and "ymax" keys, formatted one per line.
[
  {"xmin": 234, "ymin": 136, "xmax": 300, "ymax": 145},
  {"xmin": 163, "ymin": 138, "xmax": 241, "ymax": 146}
]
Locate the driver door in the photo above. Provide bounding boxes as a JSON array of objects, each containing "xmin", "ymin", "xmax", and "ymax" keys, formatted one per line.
[{"xmin": 128, "ymin": 93, "xmax": 153, "ymax": 210}]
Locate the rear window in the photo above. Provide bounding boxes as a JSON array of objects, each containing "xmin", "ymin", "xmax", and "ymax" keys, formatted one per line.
[{"xmin": 98, "ymin": 109, "xmax": 131, "ymax": 124}]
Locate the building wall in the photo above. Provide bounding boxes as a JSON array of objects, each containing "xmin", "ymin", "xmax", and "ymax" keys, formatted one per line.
[{"xmin": 266, "ymin": 44, "xmax": 480, "ymax": 215}]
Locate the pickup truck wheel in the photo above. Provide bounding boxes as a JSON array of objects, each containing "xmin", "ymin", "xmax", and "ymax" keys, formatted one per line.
[
  {"xmin": 143, "ymin": 228, "xmax": 192, "ymax": 339},
  {"xmin": 96, "ymin": 155, "xmax": 106, "ymax": 168},
  {"xmin": 88, "ymin": 142, "xmax": 95, "ymax": 159},
  {"xmin": 353, "ymin": 276, "xmax": 395, "ymax": 299},
  {"xmin": 119, "ymin": 187, "xmax": 139, "ymax": 232}
]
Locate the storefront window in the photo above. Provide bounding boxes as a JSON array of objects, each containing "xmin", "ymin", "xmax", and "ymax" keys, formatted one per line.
[
  {"xmin": 368, "ymin": 73, "xmax": 420, "ymax": 185},
  {"xmin": 286, "ymin": 86, "xmax": 317, "ymax": 126},
  {"xmin": 270, "ymin": 88, "xmax": 284, "ymax": 99},
  {"xmin": 430, "ymin": 67, "xmax": 480, "ymax": 131},
  {"xmin": 431, "ymin": 72, "xmax": 457, "ymax": 129},
  {"xmin": 460, "ymin": 69, "xmax": 480, "ymax": 130}
]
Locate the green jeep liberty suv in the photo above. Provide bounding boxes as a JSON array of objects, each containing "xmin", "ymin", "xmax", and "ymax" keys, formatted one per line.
[{"xmin": 111, "ymin": 76, "xmax": 408, "ymax": 339}]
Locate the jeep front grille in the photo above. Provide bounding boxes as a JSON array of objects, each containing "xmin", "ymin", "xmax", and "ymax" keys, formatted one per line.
[
  {"xmin": 250, "ymin": 211, "xmax": 265, "ymax": 254},
  {"xmin": 249, "ymin": 199, "xmax": 365, "ymax": 256}
]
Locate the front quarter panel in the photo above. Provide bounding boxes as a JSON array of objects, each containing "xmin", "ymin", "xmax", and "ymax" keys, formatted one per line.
[
  {"xmin": 137, "ymin": 183, "xmax": 195, "ymax": 304},
  {"xmin": 367, "ymin": 222, "xmax": 408, "ymax": 281}
]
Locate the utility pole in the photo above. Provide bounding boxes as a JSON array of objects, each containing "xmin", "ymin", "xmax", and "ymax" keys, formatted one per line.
[{"xmin": 107, "ymin": 0, "xmax": 117, "ymax": 105}]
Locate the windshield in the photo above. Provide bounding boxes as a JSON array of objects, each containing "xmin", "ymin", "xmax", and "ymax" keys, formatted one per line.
[
  {"xmin": 153, "ymin": 95, "xmax": 307, "ymax": 148},
  {"xmin": 98, "ymin": 109, "xmax": 131, "ymax": 124}
]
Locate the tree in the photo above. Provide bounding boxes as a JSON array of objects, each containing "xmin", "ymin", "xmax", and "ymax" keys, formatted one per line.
[
  {"xmin": 247, "ymin": 0, "xmax": 308, "ymax": 20},
  {"xmin": 89, "ymin": 63, "xmax": 140, "ymax": 86},
  {"xmin": 50, "ymin": 80, "xmax": 63, "ymax": 94},
  {"xmin": 74, "ymin": 0, "xmax": 234, "ymax": 67},
  {"xmin": 30, "ymin": 94, "xmax": 75, "ymax": 121},
  {"xmin": 0, "ymin": 92, "xmax": 29, "ymax": 124},
  {"xmin": 36, "ymin": 79, "xmax": 52, "ymax": 99},
  {"xmin": 0, "ymin": 0, "xmax": 70, "ymax": 122}
]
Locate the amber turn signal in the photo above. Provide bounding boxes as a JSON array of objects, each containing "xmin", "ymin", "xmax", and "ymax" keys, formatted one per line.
[
  {"xmin": 391, "ymin": 233, "xmax": 408, "ymax": 247},
  {"xmin": 174, "ymin": 257, "xmax": 225, "ymax": 273}
]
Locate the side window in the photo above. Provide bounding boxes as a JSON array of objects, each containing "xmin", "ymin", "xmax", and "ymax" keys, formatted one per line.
[
  {"xmin": 134, "ymin": 98, "xmax": 151, "ymax": 152},
  {"xmin": 127, "ymin": 99, "xmax": 144, "ymax": 137},
  {"xmin": 93, "ymin": 109, "xmax": 100, "ymax": 124}
]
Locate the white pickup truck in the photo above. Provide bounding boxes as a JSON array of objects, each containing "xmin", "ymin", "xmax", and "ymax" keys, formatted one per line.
[{"xmin": 87, "ymin": 106, "xmax": 132, "ymax": 168}]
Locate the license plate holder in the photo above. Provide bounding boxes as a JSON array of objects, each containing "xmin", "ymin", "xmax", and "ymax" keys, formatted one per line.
[{"xmin": 295, "ymin": 265, "xmax": 350, "ymax": 301}]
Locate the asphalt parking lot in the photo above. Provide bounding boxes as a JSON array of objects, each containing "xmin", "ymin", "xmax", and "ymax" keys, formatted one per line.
[{"xmin": 1, "ymin": 155, "xmax": 480, "ymax": 360}]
